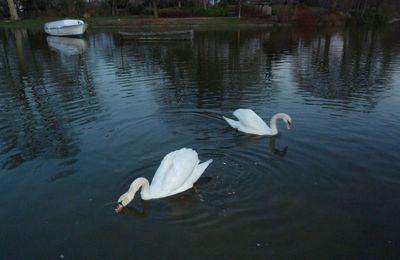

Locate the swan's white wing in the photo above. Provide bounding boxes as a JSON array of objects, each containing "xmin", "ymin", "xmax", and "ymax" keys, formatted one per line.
[
  {"xmin": 223, "ymin": 116, "xmax": 241, "ymax": 129},
  {"xmin": 149, "ymin": 152, "xmax": 174, "ymax": 189},
  {"xmin": 233, "ymin": 109, "xmax": 269, "ymax": 130},
  {"xmin": 149, "ymin": 148, "xmax": 199, "ymax": 198},
  {"xmin": 233, "ymin": 109, "xmax": 272, "ymax": 135},
  {"xmin": 176, "ymin": 159, "xmax": 213, "ymax": 194},
  {"xmin": 223, "ymin": 116, "xmax": 254, "ymax": 134}
]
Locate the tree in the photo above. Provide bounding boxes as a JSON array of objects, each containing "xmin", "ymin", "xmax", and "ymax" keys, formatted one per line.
[
  {"xmin": 6, "ymin": 0, "xmax": 19, "ymax": 20},
  {"xmin": 238, "ymin": 0, "xmax": 242, "ymax": 19},
  {"xmin": 150, "ymin": 0, "xmax": 159, "ymax": 18}
]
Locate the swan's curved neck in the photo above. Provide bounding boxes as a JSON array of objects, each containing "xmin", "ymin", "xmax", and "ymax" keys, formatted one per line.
[
  {"xmin": 127, "ymin": 177, "xmax": 151, "ymax": 200},
  {"xmin": 269, "ymin": 113, "xmax": 287, "ymax": 134}
]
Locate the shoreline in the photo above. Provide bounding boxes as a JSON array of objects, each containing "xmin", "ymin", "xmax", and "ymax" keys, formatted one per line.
[{"xmin": 0, "ymin": 17, "xmax": 290, "ymax": 29}]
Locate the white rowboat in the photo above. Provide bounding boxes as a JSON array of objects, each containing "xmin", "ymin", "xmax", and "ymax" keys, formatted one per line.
[{"xmin": 44, "ymin": 19, "xmax": 88, "ymax": 36}]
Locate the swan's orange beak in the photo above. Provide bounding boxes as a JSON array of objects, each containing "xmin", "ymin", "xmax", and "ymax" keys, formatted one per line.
[{"xmin": 115, "ymin": 203, "xmax": 124, "ymax": 213}]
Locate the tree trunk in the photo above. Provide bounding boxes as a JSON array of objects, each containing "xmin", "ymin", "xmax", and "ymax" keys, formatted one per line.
[
  {"xmin": 203, "ymin": 0, "xmax": 207, "ymax": 10},
  {"xmin": 361, "ymin": 0, "xmax": 368, "ymax": 18},
  {"xmin": 6, "ymin": 0, "xmax": 19, "ymax": 20},
  {"xmin": 331, "ymin": 0, "xmax": 338, "ymax": 11},
  {"xmin": 112, "ymin": 0, "xmax": 116, "ymax": 16},
  {"xmin": 152, "ymin": 0, "xmax": 159, "ymax": 18},
  {"xmin": 238, "ymin": 2, "xmax": 242, "ymax": 19}
]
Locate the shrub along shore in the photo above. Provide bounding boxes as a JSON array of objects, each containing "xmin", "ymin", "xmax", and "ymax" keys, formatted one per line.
[{"xmin": 1, "ymin": 3, "xmax": 399, "ymax": 29}]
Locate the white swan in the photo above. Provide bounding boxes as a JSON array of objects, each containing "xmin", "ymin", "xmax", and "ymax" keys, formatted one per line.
[
  {"xmin": 223, "ymin": 109, "xmax": 292, "ymax": 136},
  {"xmin": 115, "ymin": 148, "xmax": 212, "ymax": 212}
]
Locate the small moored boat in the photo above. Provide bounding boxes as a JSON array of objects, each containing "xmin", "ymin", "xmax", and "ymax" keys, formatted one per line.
[
  {"xmin": 119, "ymin": 30, "xmax": 194, "ymax": 41},
  {"xmin": 44, "ymin": 19, "xmax": 88, "ymax": 36}
]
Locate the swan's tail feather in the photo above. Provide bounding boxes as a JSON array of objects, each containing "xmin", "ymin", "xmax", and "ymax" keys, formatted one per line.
[
  {"xmin": 223, "ymin": 116, "xmax": 240, "ymax": 130},
  {"xmin": 191, "ymin": 159, "xmax": 213, "ymax": 184}
]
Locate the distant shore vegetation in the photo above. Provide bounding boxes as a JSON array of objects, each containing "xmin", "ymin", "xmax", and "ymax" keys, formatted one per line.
[{"xmin": 1, "ymin": 0, "xmax": 400, "ymax": 26}]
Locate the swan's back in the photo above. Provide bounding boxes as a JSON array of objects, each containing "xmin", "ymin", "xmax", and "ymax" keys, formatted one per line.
[
  {"xmin": 150, "ymin": 148, "xmax": 200, "ymax": 198},
  {"xmin": 233, "ymin": 109, "xmax": 271, "ymax": 134}
]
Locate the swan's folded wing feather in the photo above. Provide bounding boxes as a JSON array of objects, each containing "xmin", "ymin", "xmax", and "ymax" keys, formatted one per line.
[
  {"xmin": 150, "ymin": 152, "xmax": 174, "ymax": 192},
  {"xmin": 150, "ymin": 148, "xmax": 198, "ymax": 198},
  {"xmin": 193, "ymin": 159, "xmax": 213, "ymax": 182},
  {"xmin": 172, "ymin": 159, "xmax": 213, "ymax": 195},
  {"xmin": 223, "ymin": 116, "xmax": 241, "ymax": 129},
  {"xmin": 233, "ymin": 109, "xmax": 270, "ymax": 132}
]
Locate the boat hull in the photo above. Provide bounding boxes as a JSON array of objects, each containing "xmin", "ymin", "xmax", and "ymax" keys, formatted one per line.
[{"xmin": 44, "ymin": 19, "xmax": 88, "ymax": 36}]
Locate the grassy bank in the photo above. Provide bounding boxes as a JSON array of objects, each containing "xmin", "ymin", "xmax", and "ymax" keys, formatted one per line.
[
  {"xmin": 0, "ymin": 16, "xmax": 247, "ymax": 29},
  {"xmin": 2, "ymin": 1, "xmax": 398, "ymax": 29},
  {"xmin": 1, "ymin": 11, "xmax": 390, "ymax": 30}
]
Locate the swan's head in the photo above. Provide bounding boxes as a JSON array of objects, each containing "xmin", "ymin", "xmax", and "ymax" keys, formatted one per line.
[
  {"xmin": 115, "ymin": 192, "xmax": 133, "ymax": 213},
  {"xmin": 282, "ymin": 114, "xmax": 292, "ymax": 130},
  {"xmin": 115, "ymin": 177, "xmax": 150, "ymax": 213}
]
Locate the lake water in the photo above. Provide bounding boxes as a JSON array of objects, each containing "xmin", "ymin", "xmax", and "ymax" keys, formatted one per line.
[{"xmin": 1, "ymin": 25, "xmax": 400, "ymax": 258}]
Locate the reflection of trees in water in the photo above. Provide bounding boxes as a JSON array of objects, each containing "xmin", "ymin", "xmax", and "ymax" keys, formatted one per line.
[
  {"xmin": 293, "ymin": 27, "xmax": 400, "ymax": 111},
  {"xmin": 3, "ymin": 27, "xmax": 396, "ymax": 170},
  {"xmin": 195, "ymin": 30, "xmax": 274, "ymax": 107},
  {"xmin": 0, "ymin": 30, "xmax": 101, "ymax": 170},
  {"xmin": 263, "ymin": 28, "xmax": 299, "ymax": 85},
  {"xmin": 115, "ymin": 29, "xmax": 278, "ymax": 109}
]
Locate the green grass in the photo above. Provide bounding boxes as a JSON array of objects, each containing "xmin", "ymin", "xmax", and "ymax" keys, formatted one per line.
[
  {"xmin": 0, "ymin": 17, "xmax": 57, "ymax": 28},
  {"xmin": 0, "ymin": 16, "xmax": 148, "ymax": 28},
  {"xmin": 1, "ymin": 16, "xmax": 241, "ymax": 28}
]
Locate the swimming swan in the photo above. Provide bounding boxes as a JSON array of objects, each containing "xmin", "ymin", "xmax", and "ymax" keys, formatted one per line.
[
  {"xmin": 223, "ymin": 109, "xmax": 292, "ymax": 136},
  {"xmin": 115, "ymin": 148, "xmax": 212, "ymax": 212}
]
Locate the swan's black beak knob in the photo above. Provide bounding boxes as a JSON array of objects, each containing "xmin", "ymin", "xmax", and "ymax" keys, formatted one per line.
[
  {"xmin": 115, "ymin": 202, "xmax": 124, "ymax": 213},
  {"xmin": 286, "ymin": 121, "xmax": 292, "ymax": 130}
]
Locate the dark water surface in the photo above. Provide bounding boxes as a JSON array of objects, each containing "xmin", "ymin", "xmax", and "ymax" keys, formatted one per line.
[{"xmin": 1, "ymin": 25, "xmax": 400, "ymax": 258}]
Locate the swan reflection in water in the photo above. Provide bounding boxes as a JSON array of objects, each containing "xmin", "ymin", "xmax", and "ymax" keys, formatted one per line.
[
  {"xmin": 269, "ymin": 136, "xmax": 288, "ymax": 157},
  {"xmin": 118, "ymin": 177, "xmax": 212, "ymax": 219},
  {"xmin": 235, "ymin": 135, "xmax": 288, "ymax": 157},
  {"xmin": 47, "ymin": 36, "xmax": 88, "ymax": 56}
]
